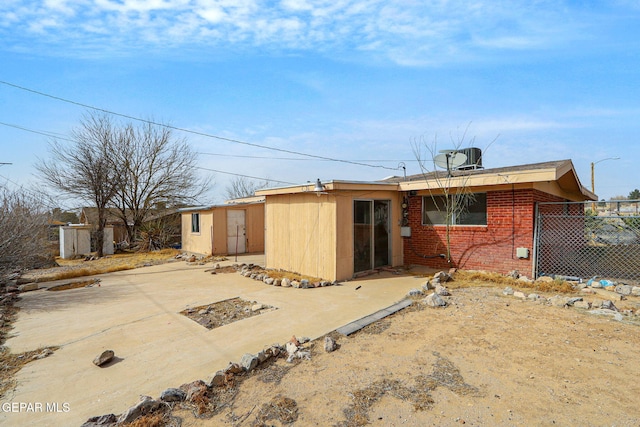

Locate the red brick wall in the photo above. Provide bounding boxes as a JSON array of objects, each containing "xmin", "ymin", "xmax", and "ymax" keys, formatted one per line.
[{"xmin": 403, "ymin": 189, "xmax": 567, "ymax": 275}]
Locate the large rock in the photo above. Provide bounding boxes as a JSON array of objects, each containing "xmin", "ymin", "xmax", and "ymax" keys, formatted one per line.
[
  {"xmin": 180, "ymin": 380, "xmax": 208, "ymax": 402},
  {"xmin": 435, "ymin": 284, "xmax": 451, "ymax": 296},
  {"xmin": 281, "ymin": 278, "xmax": 291, "ymax": 288},
  {"xmin": 548, "ymin": 296, "xmax": 570, "ymax": 307},
  {"xmin": 407, "ymin": 288, "xmax": 423, "ymax": 297},
  {"xmin": 434, "ymin": 271, "xmax": 451, "ymax": 283},
  {"xmin": 423, "ymin": 292, "xmax": 447, "ymax": 307},
  {"xmin": 565, "ymin": 297, "xmax": 583, "ymax": 306},
  {"xmin": 615, "ymin": 284, "xmax": 633, "ymax": 296},
  {"xmin": 632, "ymin": 286, "xmax": 640, "ymax": 297},
  {"xmin": 208, "ymin": 371, "xmax": 226, "ymax": 387},
  {"xmin": 601, "ymin": 300, "xmax": 619, "ymax": 312},
  {"xmin": 81, "ymin": 414, "xmax": 117, "ymax": 427},
  {"xmin": 240, "ymin": 353, "xmax": 259, "ymax": 372},
  {"xmin": 160, "ymin": 388, "xmax": 186, "ymax": 402},
  {"xmin": 118, "ymin": 396, "xmax": 164, "ymax": 425},
  {"xmin": 588, "ymin": 309, "xmax": 623, "ymax": 322},
  {"xmin": 93, "ymin": 350, "xmax": 114, "ymax": 367},
  {"xmin": 324, "ymin": 336, "xmax": 338, "ymax": 353},
  {"xmin": 224, "ymin": 362, "xmax": 244, "ymax": 374}
]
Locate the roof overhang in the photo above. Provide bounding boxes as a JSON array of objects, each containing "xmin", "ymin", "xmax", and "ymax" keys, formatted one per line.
[
  {"xmin": 397, "ymin": 160, "xmax": 596, "ymax": 202},
  {"xmin": 255, "ymin": 180, "xmax": 399, "ymax": 196}
]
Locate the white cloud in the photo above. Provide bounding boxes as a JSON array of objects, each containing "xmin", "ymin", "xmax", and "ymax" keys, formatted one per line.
[{"xmin": 0, "ymin": 1, "xmax": 636, "ymax": 64}]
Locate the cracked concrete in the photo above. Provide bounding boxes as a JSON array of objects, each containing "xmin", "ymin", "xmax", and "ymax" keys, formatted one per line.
[{"xmin": 1, "ymin": 254, "xmax": 426, "ymax": 426}]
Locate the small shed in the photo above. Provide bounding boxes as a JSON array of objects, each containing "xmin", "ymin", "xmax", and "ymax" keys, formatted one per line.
[
  {"xmin": 60, "ymin": 225, "xmax": 114, "ymax": 259},
  {"xmin": 180, "ymin": 197, "xmax": 265, "ymax": 256}
]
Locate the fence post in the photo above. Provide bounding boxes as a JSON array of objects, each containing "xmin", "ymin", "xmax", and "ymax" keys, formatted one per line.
[{"xmin": 531, "ymin": 202, "xmax": 540, "ymax": 280}]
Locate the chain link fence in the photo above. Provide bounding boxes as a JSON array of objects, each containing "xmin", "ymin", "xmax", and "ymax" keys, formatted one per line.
[{"xmin": 535, "ymin": 200, "xmax": 640, "ymax": 284}]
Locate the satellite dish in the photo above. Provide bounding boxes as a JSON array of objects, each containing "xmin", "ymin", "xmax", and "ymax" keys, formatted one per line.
[{"xmin": 434, "ymin": 152, "xmax": 467, "ymax": 170}]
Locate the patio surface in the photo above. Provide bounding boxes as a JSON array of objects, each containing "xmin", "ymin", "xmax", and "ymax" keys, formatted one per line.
[{"xmin": 0, "ymin": 254, "xmax": 428, "ymax": 426}]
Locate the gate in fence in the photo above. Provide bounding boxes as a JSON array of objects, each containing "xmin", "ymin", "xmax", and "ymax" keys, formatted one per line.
[{"xmin": 534, "ymin": 200, "xmax": 640, "ymax": 284}]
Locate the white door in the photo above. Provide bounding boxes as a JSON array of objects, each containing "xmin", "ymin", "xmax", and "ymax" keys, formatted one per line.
[{"xmin": 227, "ymin": 210, "xmax": 246, "ymax": 254}]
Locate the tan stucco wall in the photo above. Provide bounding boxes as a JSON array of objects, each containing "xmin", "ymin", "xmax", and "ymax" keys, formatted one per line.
[
  {"xmin": 181, "ymin": 203, "xmax": 265, "ymax": 256},
  {"xmin": 265, "ymin": 193, "xmax": 338, "ymax": 280},
  {"xmin": 181, "ymin": 211, "xmax": 214, "ymax": 255},
  {"xmin": 265, "ymin": 190, "xmax": 403, "ymax": 282},
  {"xmin": 244, "ymin": 204, "xmax": 265, "ymax": 253}
]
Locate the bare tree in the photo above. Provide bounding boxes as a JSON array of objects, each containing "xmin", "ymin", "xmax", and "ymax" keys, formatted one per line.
[
  {"xmin": 412, "ymin": 126, "xmax": 497, "ymax": 265},
  {"xmin": 0, "ymin": 185, "xmax": 52, "ymax": 279},
  {"xmin": 36, "ymin": 114, "xmax": 121, "ymax": 257},
  {"xmin": 224, "ymin": 176, "xmax": 269, "ymax": 200},
  {"xmin": 108, "ymin": 120, "xmax": 210, "ymax": 246}
]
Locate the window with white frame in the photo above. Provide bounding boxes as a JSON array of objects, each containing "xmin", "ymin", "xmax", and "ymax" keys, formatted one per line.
[
  {"xmin": 191, "ymin": 213, "xmax": 200, "ymax": 233},
  {"xmin": 422, "ymin": 193, "xmax": 487, "ymax": 226}
]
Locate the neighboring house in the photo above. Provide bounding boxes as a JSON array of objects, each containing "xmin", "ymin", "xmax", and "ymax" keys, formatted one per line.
[
  {"xmin": 79, "ymin": 207, "xmax": 130, "ymax": 244},
  {"xmin": 255, "ymin": 159, "xmax": 595, "ymax": 282},
  {"xmin": 80, "ymin": 207, "xmax": 182, "ymax": 247},
  {"xmin": 180, "ymin": 197, "xmax": 265, "ymax": 256}
]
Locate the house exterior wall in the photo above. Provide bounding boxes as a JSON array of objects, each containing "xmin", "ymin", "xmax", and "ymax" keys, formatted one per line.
[
  {"xmin": 181, "ymin": 203, "xmax": 265, "ymax": 256},
  {"xmin": 244, "ymin": 204, "xmax": 265, "ymax": 253},
  {"xmin": 181, "ymin": 211, "xmax": 214, "ymax": 255},
  {"xmin": 265, "ymin": 193, "xmax": 338, "ymax": 280},
  {"xmin": 403, "ymin": 188, "xmax": 567, "ymax": 275},
  {"xmin": 265, "ymin": 190, "xmax": 403, "ymax": 281}
]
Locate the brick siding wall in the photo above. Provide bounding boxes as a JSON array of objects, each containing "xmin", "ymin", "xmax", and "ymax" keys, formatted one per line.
[{"xmin": 403, "ymin": 189, "xmax": 567, "ymax": 275}]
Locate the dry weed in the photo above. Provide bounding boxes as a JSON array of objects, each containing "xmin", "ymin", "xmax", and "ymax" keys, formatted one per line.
[
  {"xmin": 340, "ymin": 353, "xmax": 481, "ymax": 426},
  {"xmin": 256, "ymin": 362, "xmax": 293, "ymax": 386},
  {"xmin": 32, "ymin": 249, "xmax": 181, "ymax": 282},
  {"xmin": 452, "ymin": 270, "xmax": 576, "ymax": 294},
  {"xmin": 0, "ymin": 346, "xmax": 59, "ymax": 399},
  {"xmin": 416, "ymin": 352, "xmax": 483, "ymax": 398},
  {"xmin": 251, "ymin": 394, "xmax": 298, "ymax": 426}
]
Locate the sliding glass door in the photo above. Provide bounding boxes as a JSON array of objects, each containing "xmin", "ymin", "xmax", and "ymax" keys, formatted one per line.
[{"xmin": 354, "ymin": 200, "xmax": 390, "ymax": 273}]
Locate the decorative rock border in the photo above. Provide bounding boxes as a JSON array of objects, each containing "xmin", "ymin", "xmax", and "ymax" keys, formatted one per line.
[
  {"xmin": 236, "ymin": 263, "xmax": 338, "ymax": 289},
  {"xmin": 80, "ymin": 335, "xmax": 339, "ymax": 426}
]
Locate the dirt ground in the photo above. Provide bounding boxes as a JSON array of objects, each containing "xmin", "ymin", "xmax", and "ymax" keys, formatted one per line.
[{"xmin": 169, "ymin": 286, "xmax": 640, "ymax": 427}]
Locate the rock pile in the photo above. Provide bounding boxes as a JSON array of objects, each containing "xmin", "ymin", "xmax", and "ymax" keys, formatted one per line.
[
  {"xmin": 502, "ymin": 283, "xmax": 640, "ymax": 322},
  {"xmin": 236, "ymin": 263, "xmax": 337, "ymax": 289},
  {"xmin": 407, "ymin": 270, "xmax": 455, "ymax": 308}
]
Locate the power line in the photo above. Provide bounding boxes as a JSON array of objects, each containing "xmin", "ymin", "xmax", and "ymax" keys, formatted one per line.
[
  {"xmin": 0, "ymin": 120, "xmax": 73, "ymax": 142},
  {"xmin": 0, "ymin": 79, "xmax": 399, "ymax": 171},
  {"xmin": 0, "ymin": 120, "xmax": 294, "ymax": 187}
]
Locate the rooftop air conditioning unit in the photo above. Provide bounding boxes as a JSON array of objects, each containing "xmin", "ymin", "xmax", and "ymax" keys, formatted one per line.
[{"xmin": 455, "ymin": 147, "xmax": 483, "ymax": 170}]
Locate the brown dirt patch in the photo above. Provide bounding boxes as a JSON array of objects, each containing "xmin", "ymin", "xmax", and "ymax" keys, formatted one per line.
[
  {"xmin": 171, "ymin": 285, "xmax": 640, "ymax": 426},
  {"xmin": 180, "ymin": 298, "xmax": 276, "ymax": 330}
]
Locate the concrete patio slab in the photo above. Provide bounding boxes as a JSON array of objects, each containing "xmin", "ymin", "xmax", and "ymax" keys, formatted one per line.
[{"xmin": 0, "ymin": 255, "xmax": 427, "ymax": 426}]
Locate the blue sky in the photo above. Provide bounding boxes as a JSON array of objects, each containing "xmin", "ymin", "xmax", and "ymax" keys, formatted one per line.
[{"xmin": 1, "ymin": 0, "xmax": 639, "ymax": 206}]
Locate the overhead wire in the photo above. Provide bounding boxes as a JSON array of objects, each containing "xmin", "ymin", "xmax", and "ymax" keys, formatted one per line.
[
  {"xmin": 0, "ymin": 79, "xmax": 399, "ymax": 171},
  {"xmin": 0, "ymin": 120, "xmax": 300, "ymax": 186}
]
